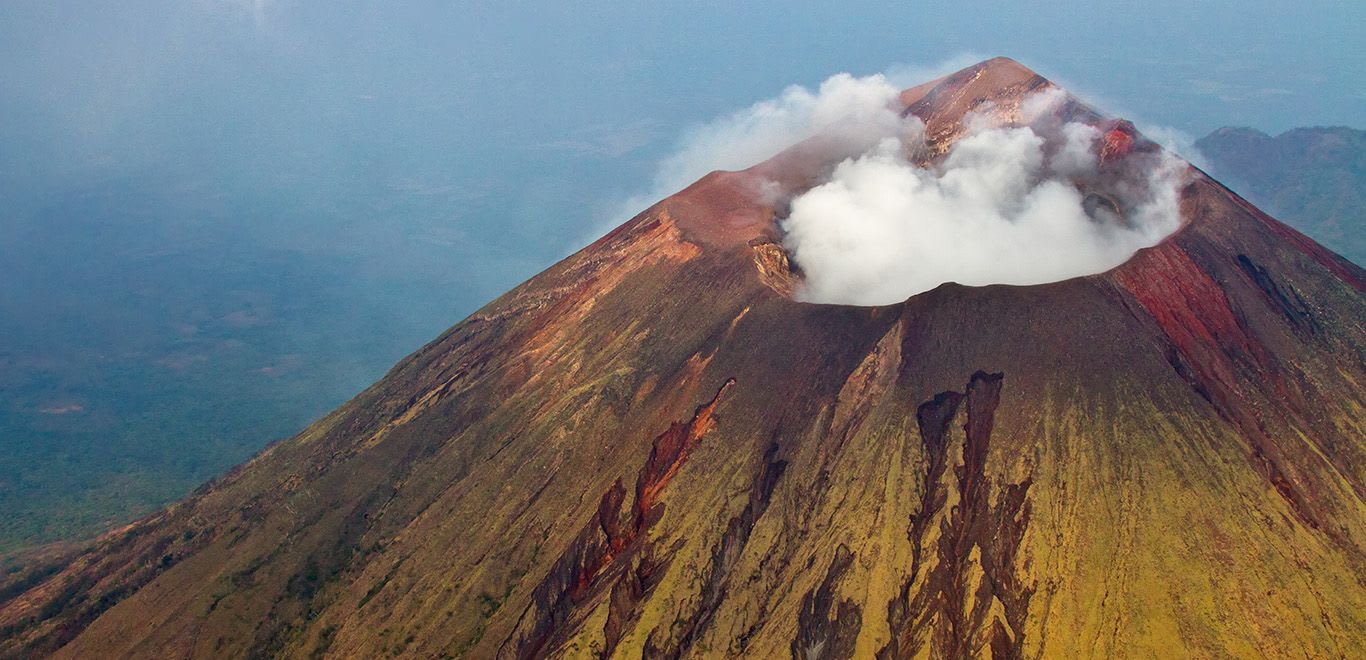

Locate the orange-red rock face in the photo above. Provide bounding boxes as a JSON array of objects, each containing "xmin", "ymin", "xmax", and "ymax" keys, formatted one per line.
[
  {"xmin": 1099, "ymin": 121, "xmax": 1137, "ymax": 163},
  {"xmin": 2, "ymin": 57, "xmax": 1364, "ymax": 660}
]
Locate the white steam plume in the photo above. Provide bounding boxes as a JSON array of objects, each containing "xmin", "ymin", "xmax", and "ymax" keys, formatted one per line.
[
  {"xmin": 782, "ymin": 99, "xmax": 1187, "ymax": 305},
  {"xmin": 596, "ymin": 55, "xmax": 990, "ymax": 240},
  {"xmin": 653, "ymin": 73, "xmax": 904, "ymax": 188},
  {"xmin": 599, "ymin": 72, "xmax": 903, "ymax": 232},
  {"xmin": 601, "ymin": 61, "xmax": 1187, "ymax": 306}
]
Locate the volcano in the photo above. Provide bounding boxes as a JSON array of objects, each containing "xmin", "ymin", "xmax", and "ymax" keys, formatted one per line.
[{"xmin": 3, "ymin": 58, "xmax": 1364, "ymax": 659}]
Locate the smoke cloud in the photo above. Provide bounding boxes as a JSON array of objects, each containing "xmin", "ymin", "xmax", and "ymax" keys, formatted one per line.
[
  {"xmin": 616, "ymin": 62, "xmax": 1188, "ymax": 306},
  {"xmin": 781, "ymin": 93, "xmax": 1188, "ymax": 305},
  {"xmin": 655, "ymin": 73, "xmax": 904, "ymax": 188},
  {"xmin": 597, "ymin": 57, "xmax": 993, "ymax": 239},
  {"xmin": 601, "ymin": 72, "xmax": 906, "ymax": 231}
]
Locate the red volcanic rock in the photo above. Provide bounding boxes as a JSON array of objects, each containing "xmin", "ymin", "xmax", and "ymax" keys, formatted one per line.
[
  {"xmin": 633, "ymin": 378, "xmax": 733, "ymax": 528},
  {"xmin": 1099, "ymin": 120, "xmax": 1138, "ymax": 163},
  {"xmin": 902, "ymin": 57, "xmax": 1050, "ymax": 150}
]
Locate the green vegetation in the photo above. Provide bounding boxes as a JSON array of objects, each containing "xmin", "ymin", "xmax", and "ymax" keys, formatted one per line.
[{"xmin": 0, "ymin": 249, "xmax": 440, "ymax": 553}]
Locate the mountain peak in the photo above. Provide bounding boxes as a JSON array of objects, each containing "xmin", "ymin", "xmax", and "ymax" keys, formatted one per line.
[
  {"xmin": 952, "ymin": 55, "xmax": 1044, "ymax": 85},
  {"xmin": 663, "ymin": 57, "xmax": 1085, "ymax": 250},
  {"xmin": 899, "ymin": 56, "xmax": 1049, "ymax": 111}
]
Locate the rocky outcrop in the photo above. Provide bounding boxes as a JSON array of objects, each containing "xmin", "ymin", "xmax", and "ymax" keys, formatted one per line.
[
  {"xmin": 880, "ymin": 372, "xmax": 1034, "ymax": 659},
  {"xmin": 497, "ymin": 380, "xmax": 735, "ymax": 660}
]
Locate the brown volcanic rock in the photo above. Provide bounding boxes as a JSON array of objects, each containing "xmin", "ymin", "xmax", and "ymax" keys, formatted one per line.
[{"xmin": 2, "ymin": 58, "xmax": 1365, "ymax": 659}]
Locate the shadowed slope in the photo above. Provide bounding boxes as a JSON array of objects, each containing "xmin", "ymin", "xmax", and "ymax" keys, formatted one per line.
[{"xmin": 2, "ymin": 58, "xmax": 1364, "ymax": 659}]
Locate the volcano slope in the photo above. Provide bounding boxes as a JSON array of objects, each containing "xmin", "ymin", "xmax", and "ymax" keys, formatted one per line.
[{"xmin": 2, "ymin": 57, "xmax": 1365, "ymax": 659}]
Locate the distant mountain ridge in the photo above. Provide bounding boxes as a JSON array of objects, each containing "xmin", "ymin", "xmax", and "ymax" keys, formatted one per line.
[{"xmin": 1197, "ymin": 125, "xmax": 1364, "ymax": 265}]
